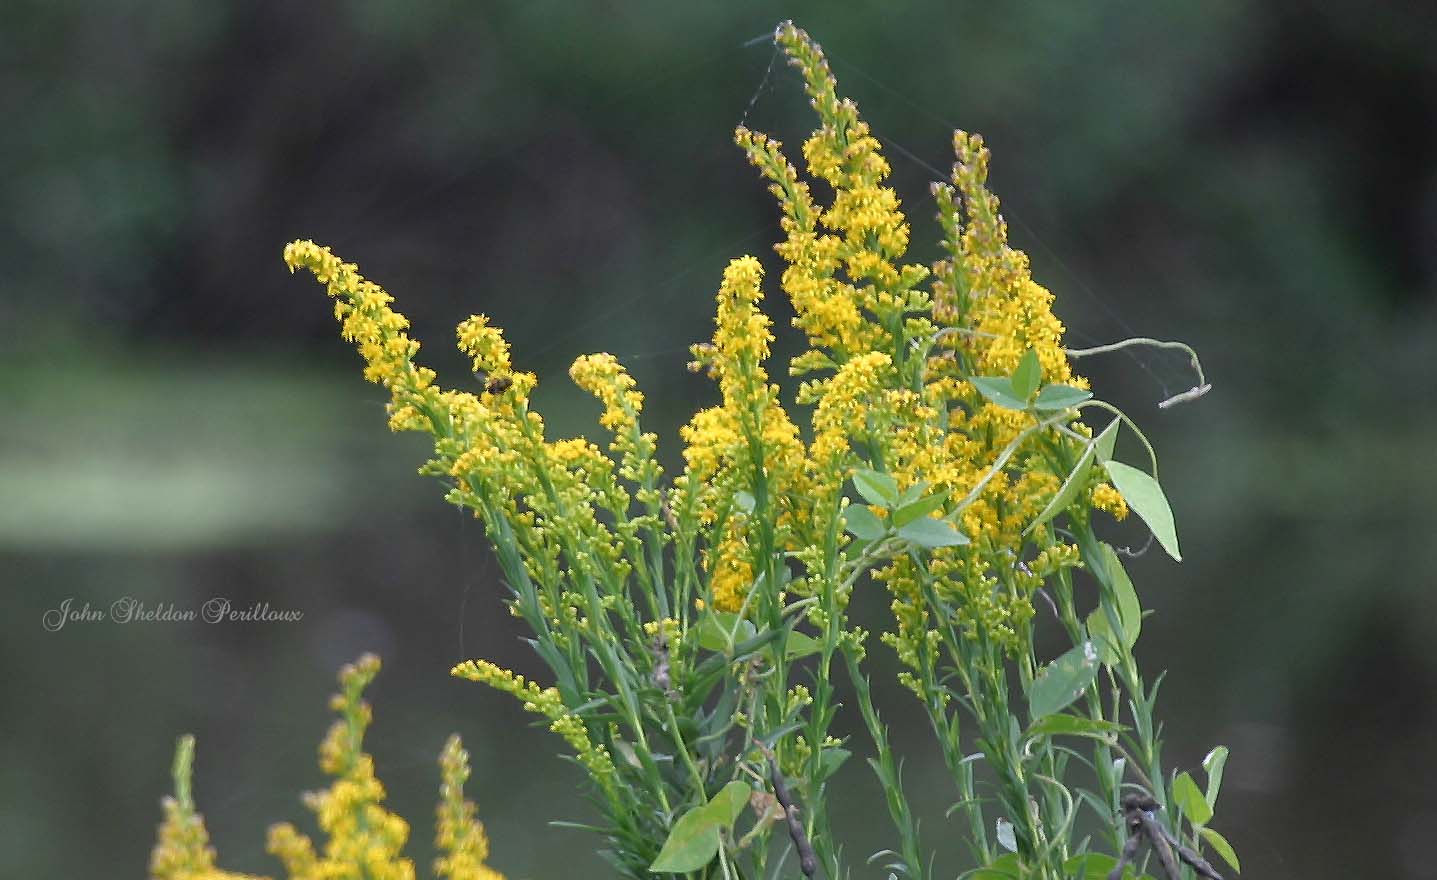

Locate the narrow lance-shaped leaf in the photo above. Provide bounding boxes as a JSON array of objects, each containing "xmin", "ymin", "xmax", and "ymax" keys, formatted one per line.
[
  {"xmin": 1198, "ymin": 827, "xmax": 1241, "ymax": 874},
  {"xmin": 1104, "ymin": 460, "xmax": 1182, "ymax": 561},
  {"xmin": 1202, "ymin": 745, "xmax": 1229, "ymax": 809},
  {"xmin": 1086, "ymin": 542, "xmax": 1143, "ymax": 666},
  {"xmin": 1027, "ymin": 418, "xmax": 1121, "ymax": 534}
]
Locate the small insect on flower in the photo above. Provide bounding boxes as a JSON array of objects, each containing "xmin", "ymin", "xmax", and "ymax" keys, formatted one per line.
[{"xmin": 475, "ymin": 370, "xmax": 513, "ymax": 395}]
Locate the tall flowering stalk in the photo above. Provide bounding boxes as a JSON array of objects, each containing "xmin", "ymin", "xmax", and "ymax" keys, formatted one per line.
[
  {"xmin": 275, "ymin": 21, "xmax": 1235, "ymax": 880},
  {"xmin": 149, "ymin": 655, "xmax": 505, "ymax": 880}
]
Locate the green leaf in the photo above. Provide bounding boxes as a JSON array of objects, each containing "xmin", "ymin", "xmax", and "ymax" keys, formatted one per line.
[
  {"xmin": 1172, "ymin": 771, "xmax": 1213, "ymax": 825},
  {"xmin": 895, "ymin": 480, "xmax": 930, "ymax": 507},
  {"xmin": 968, "ymin": 853, "xmax": 1022, "ymax": 879},
  {"xmin": 1062, "ymin": 854, "xmax": 1150, "ymax": 880},
  {"xmin": 1087, "ymin": 543, "xmax": 1143, "ymax": 665},
  {"xmin": 1012, "ymin": 349, "xmax": 1042, "ymax": 400},
  {"xmin": 648, "ymin": 808, "xmax": 722, "ymax": 872},
  {"xmin": 1063, "ymin": 854, "xmax": 1117, "ymax": 879},
  {"xmin": 842, "ymin": 505, "xmax": 886, "ymax": 541},
  {"xmin": 818, "ymin": 747, "xmax": 852, "ymax": 780},
  {"xmin": 1086, "ymin": 607, "xmax": 1121, "ymax": 667},
  {"xmin": 1202, "ymin": 745, "xmax": 1229, "ymax": 809},
  {"xmin": 648, "ymin": 783, "xmax": 752, "ymax": 873},
  {"xmin": 1028, "ymin": 642, "xmax": 1099, "ymax": 720},
  {"xmin": 852, "ymin": 469, "xmax": 899, "ymax": 506},
  {"xmin": 1026, "ymin": 419, "xmax": 1121, "ymax": 534},
  {"xmin": 1093, "ymin": 418, "xmax": 1120, "ymax": 463},
  {"xmin": 1103, "ymin": 461, "xmax": 1182, "ymax": 561},
  {"xmin": 896, "ymin": 516, "xmax": 970, "ymax": 548},
  {"xmin": 1031, "ymin": 383, "xmax": 1092, "ymax": 411},
  {"xmin": 892, "ymin": 492, "xmax": 947, "ymax": 528},
  {"xmin": 1198, "ymin": 827, "xmax": 1241, "ymax": 874},
  {"xmin": 709, "ymin": 780, "xmax": 751, "ymax": 825},
  {"xmin": 1099, "ymin": 544, "xmax": 1141, "ymax": 649},
  {"xmin": 1028, "ymin": 444, "xmax": 1097, "ymax": 533},
  {"xmin": 970, "ymin": 376, "xmax": 1030, "ymax": 411},
  {"xmin": 613, "ymin": 738, "xmax": 643, "ymax": 769},
  {"xmin": 733, "ymin": 490, "xmax": 756, "ymax": 513},
  {"xmin": 1025, "ymin": 713, "xmax": 1122, "ymax": 740},
  {"xmin": 782, "ymin": 630, "xmax": 822, "ymax": 660},
  {"xmin": 695, "ymin": 612, "xmax": 756, "ymax": 652}
]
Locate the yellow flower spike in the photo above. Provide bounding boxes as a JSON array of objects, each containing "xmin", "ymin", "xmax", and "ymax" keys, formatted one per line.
[
  {"xmin": 569, "ymin": 352, "xmax": 662, "ymax": 495},
  {"xmin": 434, "ymin": 736, "xmax": 505, "ymax": 880},
  {"xmin": 709, "ymin": 522, "xmax": 755, "ymax": 613},
  {"xmin": 263, "ymin": 653, "xmax": 417, "ymax": 880},
  {"xmin": 456, "ymin": 314, "xmax": 513, "ymax": 377},
  {"xmin": 149, "ymin": 735, "xmax": 270, "ymax": 880},
  {"xmin": 450, "ymin": 660, "xmax": 619, "ymax": 799}
]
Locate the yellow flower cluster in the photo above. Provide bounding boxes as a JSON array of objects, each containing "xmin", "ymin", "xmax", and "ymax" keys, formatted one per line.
[
  {"xmin": 435, "ymin": 736, "xmax": 505, "ymax": 880},
  {"xmin": 150, "ymin": 657, "xmax": 504, "ymax": 880},
  {"xmin": 450, "ymin": 659, "xmax": 617, "ymax": 796},
  {"xmin": 267, "ymin": 654, "xmax": 415, "ymax": 880},
  {"xmin": 725, "ymin": 23, "xmax": 1108, "ymax": 681},
  {"xmin": 282, "ymin": 22, "xmax": 1132, "ymax": 828},
  {"xmin": 570, "ymin": 353, "xmax": 662, "ymax": 506},
  {"xmin": 149, "ymin": 736, "xmax": 267, "ymax": 880},
  {"xmin": 679, "ymin": 256, "xmax": 810, "ymax": 609}
]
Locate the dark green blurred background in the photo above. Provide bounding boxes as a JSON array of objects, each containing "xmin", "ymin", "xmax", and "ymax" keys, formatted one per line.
[{"xmin": 4, "ymin": 1, "xmax": 1434, "ymax": 877}]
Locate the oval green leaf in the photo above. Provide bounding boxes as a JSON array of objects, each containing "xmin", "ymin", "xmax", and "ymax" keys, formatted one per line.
[
  {"xmin": 1028, "ymin": 642, "xmax": 1099, "ymax": 720},
  {"xmin": 852, "ymin": 469, "xmax": 899, "ymax": 506},
  {"xmin": 648, "ymin": 782, "xmax": 752, "ymax": 873},
  {"xmin": 818, "ymin": 747, "xmax": 851, "ymax": 781},
  {"xmin": 1012, "ymin": 349, "xmax": 1042, "ymax": 400},
  {"xmin": 893, "ymin": 492, "xmax": 947, "ymax": 528},
  {"xmin": 782, "ymin": 630, "xmax": 822, "ymax": 660},
  {"xmin": 1064, "ymin": 853, "xmax": 1118, "ymax": 879},
  {"xmin": 1172, "ymin": 771, "xmax": 1212, "ymax": 826},
  {"xmin": 696, "ymin": 612, "xmax": 756, "ymax": 652},
  {"xmin": 843, "ymin": 504, "xmax": 886, "ymax": 541},
  {"xmin": 1032, "ymin": 383, "xmax": 1093, "ymax": 411},
  {"xmin": 648, "ymin": 807, "xmax": 723, "ymax": 872},
  {"xmin": 709, "ymin": 780, "xmax": 752, "ymax": 825},
  {"xmin": 970, "ymin": 376, "xmax": 1029, "ymax": 411},
  {"xmin": 968, "ymin": 853, "xmax": 1022, "ymax": 879},
  {"xmin": 1103, "ymin": 460, "xmax": 1182, "ymax": 561},
  {"xmin": 897, "ymin": 516, "xmax": 970, "ymax": 548}
]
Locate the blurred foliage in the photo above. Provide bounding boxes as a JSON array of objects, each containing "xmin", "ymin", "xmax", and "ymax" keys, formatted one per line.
[{"xmin": 2, "ymin": 1, "xmax": 1434, "ymax": 879}]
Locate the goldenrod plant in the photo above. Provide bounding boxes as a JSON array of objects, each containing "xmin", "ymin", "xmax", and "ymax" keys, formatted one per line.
[
  {"xmin": 149, "ymin": 655, "xmax": 505, "ymax": 880},
  {"xmin": 162, "ymin": 20, "xmax": 1241, "ymax": 880}
]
